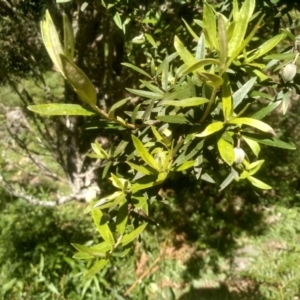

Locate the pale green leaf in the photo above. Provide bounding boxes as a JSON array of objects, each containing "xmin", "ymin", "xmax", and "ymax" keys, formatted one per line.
[
  {"xmin": 218, "ymin": 14, "xmax": 228, "ymax": 71},
  {"xmin": 182, "ymin": 18, "xmax": 199, "ymax": 40},
  {"xmin": 27, "ymin": 104, "xmax": 95, "ymax": 116},
  {"xmin": 132, "ymin": 135, "xmax": 159, "ymax": 170},
  {"xmin": 83, "ymin": 259, "xmax": 109, "ymax": 279},
  {"xmin": 228, "ymin": 118, "xmax": 275, "ymax": 135},
  {"xmin": 242, "ymin": 135, "xmax": 260, "ymax": 157},
  {"xmin": 203, "ymin": 1, "xmax": 218, "ymax": 50},
  {"xmin": 156, "ymin": 115, "xmax": 191, "ymax": 124},
  {"xmin": 163, "ymin": 97, "xmax": 209, "ymax": 107},
  {"xmin": 121, "ymin": 223, "xmax": 148, "ymax": 246},
  {"xmin": 174, "ymin": 35, "xmax": 197, "ymax": 67},
  {"xmin": 63, "ymin": 13, "xmax": 74, "ymax": 59},
  {"xmin": 196, "ymin": 72, "xmax": 223, "ymax": 87},
  {"xmin": 126, "ymin": 161, "xmax": 154, "ymax": 175},
  {"xmin": 92, "ymin": 209, "xmax": 115, "ymax": 246},
  {"xmin": 247, "ymin": 176, "xmax": 272, "ymax": 190},
  {"xmin": 217, "ymin": 138, "xmax": 234, "ymax": 166},
  {"xmin": 60, "ymin": 54, "xmax": 97, "ymax": 106},
  {"xmin": 145, "ymin": 33, "xmax": 158, "ymax": 48},
  {"xmin": 121, "ymin": 63, "xmax": 152, "ymax": 78},
  {"xmin": 228, "ymin": 0, "xmax": 255, "ymax": 57},
  {"xmin": 222, "ymin": 73, "xmax": 232, "ymax": 120},
  {"xmin": 195, "ymin": 121, "xmax": 224, "ymax": 137},
  {"xmin": 182, "ymin": 59, "xmax": 221, "ymax": 75},
  {"xmin": 113, "ymin": 12, "xmax": 122, "ymax": 30},
  {"xmin": 108, "ymin": 98, "xmax": 130, "ymax": 118},
  {"xmin": 172, "ymin": 160, "xmax": 196, "ymax": 172},
  {"xmin": 251, "ymin": 101, "xmax": 281, "ymax": 120},
  {"xmin": 116, "ymin": 199, "xmax": 128, "ymax": 235},
  {"xmin": 126, "ymin": 88, "xmax": 163, "ymax": 99},
  {"xmin": 233, "ymin": 77, "xmax": 256, "ymax": 108}
]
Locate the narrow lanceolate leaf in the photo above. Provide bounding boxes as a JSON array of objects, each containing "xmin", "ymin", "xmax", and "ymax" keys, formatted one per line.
[
  {"xmin": 247, "ymin": 176, "xmax": 272, "ymax": 190},
  {"xmin": 83, "ymin": 259, "xmax": 109, "ymax": 279},
  {"xmin": 156, "ymin": 115, "xmax": 191, "ymax": 124},
  {"xmin": 246, "ymin": 33, "xmax": 286, "ymax": 63},
  {"xmin": 251, "ymin": 101, "xmax": 281, "ymax": 120},
  {"xmin": 132, "ymin": 135, "xmax": 159, "ymax": 170},
  {"xmin": 228, "ymin": 0, "xmax": 255, "ymax": 57},
  {"xmin": 182, "ymin": 18, "xmax": 199, "ymax": 40},
  {"xmin": 217, "ymin": 138, "xmax": 235, "ymax": 166},
  {"xmin": 108, "ymin": 98, "xmax": 131, "ymax": 118},
  {"xmin": 163, "ymin": 97, "xmax": 209, "ymax": 107},
  {"xmin": 203, "ymin": 1, "xmax": 218, "ymax": 50},
  {"xmin": 233, "ymin": 77, "xmax": 256, "ymax": 108},
  {"xmin": 126, "ymin": 88, "xmax": 163, "ymax": 99},
  {"xmin": 242, "ymin": 135, "xmax": 260, "ymax": 157},
  {"xmin": 121, "ymin": 223, "xmax": 148, "ymax": 246},
  {"xmin": 63, "ymin": 13, "xmax": 75, "ymax": 59},
  {"xmin": 92, "ymin": 209, "xmax": 115, "ymax": 246},
  {"xmin": 28, "ymin": 104, "xmax": 95, "ymax": 116},
  {"xmin": 174, "ymin": 35, "xmax": 197, "ymax": 67},
  {"xmin": 241, "ymin": 133, "xmax": 296, "ymax": 150},
  {"xmin": 116, "ymin": 199, "xmax": 128, "ymax": 235},
  {"xmin": 195, "ymin": 121, "xmax": 224, "ymax": 137},
  {"xmin": 41, "ymin": 10, "xmax": 64, "ymax": 74},
  {"xmin": 126, "ymin": 162, "xmax": 154, "ymax": 175},
  {"xmin": 182, "ymin": 59, "xmax": 221, "ymax": 75},
  {"xmin": 172, "ymin": 160, "xmax": 196, "ymax": 172},
  {"xmin": 228, "ymin": 118, "xmax": 275, "ymax": 135},
  {"xmin": 222, "ymin": 73, "xmax": 232, "ymax": 120},
  {"xmin": 218, "ymin": 14, "xmax": 228, "ymax": 71},
  {"xmin": 71, "ymin": 242, "xmax": 111, "ymax": 257},
  {"xmin": 121, "ymin": 63, "xmax": 152, "ymax": 79},
  {"xmin": 60, "ymin": 54, "xmax": 97, "ymax": 106}
]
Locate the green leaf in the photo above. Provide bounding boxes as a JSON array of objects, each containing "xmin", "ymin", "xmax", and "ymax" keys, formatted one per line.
[
  {"xmin": 63, "ymin": 13, "xmax": 74, "ymax": 60},
  {"xmin": 247, "ymin": 176, "xmax": 272, "ymax": 190},
  {"xmin": 121, "ymin": 63, "xmax": 152, "ymax": 78},
  {"xmin": 218, "ymin": 14, "xmax": 228, "ymax": 71},
  {"xmin": 251, "ymin": 101, "xmax": 281, "ymax": 120},
  {"xmin": 145, "ymin": 33, "xmax": 158, "ymax": 48},
  {"xmin": 126, "ymin": 88, "xmax": 163, "ymax": 99},
  {"xmin": 72, "ymin": 252, "xmax": 94, "ymax": 260},
  {"xmin": 71, "ymin": 242, "xmax": 111, "ymax": 257},
  {"xmin": 110, "ymin": 173, "xmax": 125, "ymax": 189},
  {"xmin": 91, "ymin": 141, "xmax": 109, "ymax": 159},
  {"xmin": 203, "ymin": 1, "xmax": 218, "ymax": 50},
  {"xmin": 242, "ymin": 135, "xmax": 260, "ymax": 157},
  {"xmin": 263, "ymin": 53, "xmax": 295, "ymax": 61},
  {"xmin": 60, "ymin": 54, "xmax": 97, "ymax": 106},
  {"xmin": 121, "ymin": 223, "xmax": 148, "ymax": 246},
  {"xmin": 163, "ymin": 97, "xmax": 209, "ymax": 107},
  {"xmin": 246, "ymin": 33, "xmax": 286, "ymax": 63},
  {"xmin": 113, "ymin": 12, "xmax": 122, "ymax": 30},
  {"xmin": 182, "ymin": 59, "xmax": 221, "ymax": 75},
  {"xmin": 27, "ymin": 104, "xmax": 95, "ymax": 116},
  {"xmin": 228, "ymin": 118, "xmax": 275, "ymax": 135},
  {"xmin": 83, "ymin": 259, "xmax": 109, "ymax": 279},
  {"xmin": 227, "ymin": 14, "xmax": 264, "ymax": 67},
  {"xmin": 217, "ymin": 138, "xmax": 234, "ymax": 166},
  {"xmin": 228, "ymin": 0, "xmax": 255, "ymax": 57},
  {"xmin": 126, "ymin": 161, "xmax": 154, "ymax": 175},
  {"xmin": 172, "ymin": 160, "xmax": 196, "ymax": 172},
  {"xmin": 196, "ymin": 72, "xmax": 223, "ymax": 88},
  {"xmin": 241, "ymin": 133, "xmax": 296, "ymax": 150},
  {"xmin": 156, "ymin": 114, "xmax": 191, "ymax": 124},
  {"xmin": 182, "ymin": 18, "xmax": 199, "ymax": 40},
  {"xmin": 132, "ymin": 135, "xmax": 159, "ymax": 170},
  {"xmin": 222, "ymin": 73, "xmax": 232, "ymax": 120},
  {"xmin": 174, "ymin": 35, "xmax": 197, "ymax": 67},
  {"xmin": 195, "ymin": 121, "xmax": 224, "ymax": 137},
  {"xmin": 40, "ymin": 10, "xmax": 64, "ymax": 74},
  {"xmin": 108, "ymin": 98, "xmax": 130, "ymax": 118},
  {"xmin": 116, "ymin": 199, "xmax": 128, "ymax": 235},
  {"xmin": 92, "ymin": 209, "xmax": 115, "ymax": 246},
  {"xmin": 232, "ymin": 77, "xmax": 256, "ymax": 108}
]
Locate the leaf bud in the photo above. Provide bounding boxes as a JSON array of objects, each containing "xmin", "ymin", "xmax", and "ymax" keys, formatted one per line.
[
  {"xmin": 282, "ymin": 63, "xmax": 297, "ymax": 82},
  {"xmin": 234, "ymin": 147, "xmax": 245, "ymax": 164}
]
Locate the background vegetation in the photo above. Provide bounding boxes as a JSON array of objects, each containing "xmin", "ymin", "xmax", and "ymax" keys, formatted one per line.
[{"xmin": 1, "ymin": 0, "xmax": 300, "ymax": 299}]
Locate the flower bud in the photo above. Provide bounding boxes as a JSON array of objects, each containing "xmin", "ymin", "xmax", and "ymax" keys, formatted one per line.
[
  {"xmin": 282, "ymin": 63, "xmax": 297, "ymax": 82},
  {"xmin": 234, "ymin": 147, "xmax": 245, "ymax": 164}
]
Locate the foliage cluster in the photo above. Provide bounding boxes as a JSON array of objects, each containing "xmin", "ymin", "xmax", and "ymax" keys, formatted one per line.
[{"xmin": 28, "ymin": 0, "xmax": 300, "ymax": 277}]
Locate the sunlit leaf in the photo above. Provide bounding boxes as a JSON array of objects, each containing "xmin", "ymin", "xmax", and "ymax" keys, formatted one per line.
[
  {"xmin": 222, "ymin": 73, "xmax": 232, "ymax": 120},
  {"xmin": 121, "ymin": 63, "xmax": 152, "ymax": 78},
  {"xmin": 163, "ymin": 97, "xmax": 209, "ymax": 107},
  {"xmin": 60, "ymin": 54, "xmax": 97, "ymax": 106},
  {"xmin": 247, "ymin": 176, "xmax": 272, "ymax": 190},
  {"xmin": 83, "ymin": 259, "xmax": 109, "ymax": 279},
  {"xmin": 228, "ymin": 117, "xmax": 275, "ymax": 135},
  {"xmin": 121, "ymin": 223, "xmax": 148, "ymax": 246},
  {"xmin": 28, "ymin": 104, "xmax": 95, "ymax": 116},
  {"xmin": 195, "ymin": 121, "xmax": 224, "ymax": 137},
  {"xmin": 132, "ymin": 135, "xmax": 159, "ymax": 170},
  {"xmin": 217, "ymin": 138, "xmax": 234, "ymax": 166}
]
